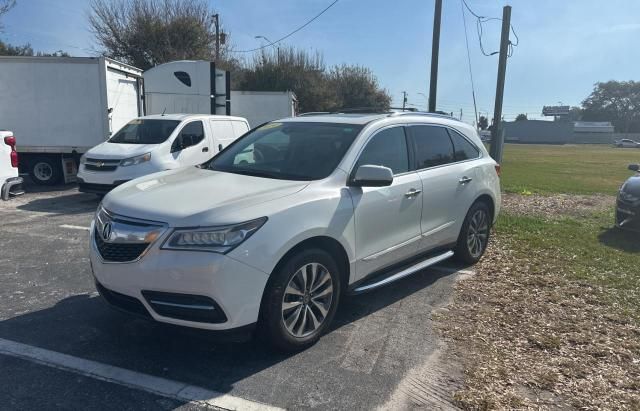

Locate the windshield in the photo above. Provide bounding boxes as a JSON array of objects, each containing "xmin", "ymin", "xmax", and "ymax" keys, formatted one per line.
[
  {"xmin": 209, "ymin": 122, "xmax": 363, "ymax": 181},
  {"xmin": 109, "ymin": 119, "xmax": 181, "ymax": 144}
]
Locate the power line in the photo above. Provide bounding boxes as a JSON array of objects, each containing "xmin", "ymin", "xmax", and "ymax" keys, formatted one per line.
[
  {"xmin": 460, "ymin": 0, "xmax": 478, "ymax": 126},
  {"xmin": 232, "ymin": 0, "xmax": 340, "ymax": 53},
  {"xmin": 461, "ymin": 0, "xmax": 519, "ymax": 57}
]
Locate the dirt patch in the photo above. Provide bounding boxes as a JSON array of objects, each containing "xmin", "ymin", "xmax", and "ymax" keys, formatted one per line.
[
  {"xmin": 501, "ymin": 193, "xmax": 614, "ymax": 219},
  {"xmin": 438, "ymin": 235, "xmax": 640, "ymax": 410}
]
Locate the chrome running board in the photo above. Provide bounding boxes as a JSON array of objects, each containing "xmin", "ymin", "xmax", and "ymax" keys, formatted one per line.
[{"xmin": 352, "ymin": 250, "xmax": 454, "ymax": 294}]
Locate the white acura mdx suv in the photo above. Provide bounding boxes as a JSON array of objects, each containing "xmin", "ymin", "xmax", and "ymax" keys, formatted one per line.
[{"xmin": 90, "ymin": 111, "xmax": 501, "ymax": 350}]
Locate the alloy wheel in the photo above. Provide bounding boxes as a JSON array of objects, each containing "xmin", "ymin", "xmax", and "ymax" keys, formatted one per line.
[
  {"xmin": 281, "ymin": 262, "xmax": 334, "ymax": 338},
  {"xmin": 467, "ymin": 209, "xmax": 489, "ymax": 258}
]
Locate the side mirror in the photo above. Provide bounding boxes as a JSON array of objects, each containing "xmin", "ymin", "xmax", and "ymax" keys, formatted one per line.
[
  {"xmin": 629, "ymin": 164, "xmax": 639, "ymax": 172},
  {"xmin": 350, "ymin": 165, "xmax": 394, "ymax": 187},
  {"xmin": 171, "ymin": 136, "xmax": 187, "ymax": 153}
]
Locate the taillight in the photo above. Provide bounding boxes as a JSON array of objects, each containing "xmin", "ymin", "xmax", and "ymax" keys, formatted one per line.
[
  {"xmin": 494, "ymin": 164, "xmax": 501, "ymax": 177},
  {"xmin": 4, "ymin": 135, "xmax": 18, "ymax": 168},
  {"xmin": 4, "ymin": 136, "xmax": 15, "ymax": 147}
]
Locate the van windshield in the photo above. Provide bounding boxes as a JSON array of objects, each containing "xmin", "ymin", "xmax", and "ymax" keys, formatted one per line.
[
  {"xmin": 209, "ymin": 122, "xmax": 363, "ymax": 181},
  {"xmin": 109, "ymin": 119, "xmax": 181, "ymax": 144}
]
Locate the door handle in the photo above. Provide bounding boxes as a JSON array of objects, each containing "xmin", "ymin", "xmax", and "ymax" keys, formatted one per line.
[
  {"xmin": 459, "ymin": 176, "xmax": 473, "ymax": 184},
  {"xmin": 404, "ymin": 189, "xmax": 422, "ymax": 198},
  {"xmin": 202, "ymin": 147, "xmax": 209, "ymax": 152}
]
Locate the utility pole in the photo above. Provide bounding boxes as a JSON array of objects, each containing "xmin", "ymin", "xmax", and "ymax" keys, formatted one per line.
[
  {"xmin": 489, "ymin": 5, "xmax": 511, "ymax": 163},
  {"xmin": 402, "ymin": 91, "xmax": 408, "ymax": 110},
  {"xmin": 213, "ymin": 14, "xmax": 220, "ymax": 61},
  {"xmin": 428, "ymin": 0, "xmax": 442, "ymax": 113}
]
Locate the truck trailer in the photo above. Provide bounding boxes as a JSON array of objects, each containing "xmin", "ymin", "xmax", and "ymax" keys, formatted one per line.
[
  {"xmin": 143, "ymin": 60, "xmax": 297, "ymax": 127},
  {"xmin": 0, "ymin": 56, "xmax": 143, "ymax": 185}
]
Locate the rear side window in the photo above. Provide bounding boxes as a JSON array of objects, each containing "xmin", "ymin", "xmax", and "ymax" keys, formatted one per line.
[
  {"xmin": 410, "ymin": 125, "xmax": 454, "ymax": 169},
  {"xmin": 448, "ymin": 129, "xmax": 480, "ymax": 161},
  {"xmin": 356, "ymin": 127, "xmax": 409, "ymax": 175}
]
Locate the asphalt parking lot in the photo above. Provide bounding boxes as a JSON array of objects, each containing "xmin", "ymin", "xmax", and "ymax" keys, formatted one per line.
[{"xmin": 0, "ymin": 182, "xmax": 467, "ymax": 410}]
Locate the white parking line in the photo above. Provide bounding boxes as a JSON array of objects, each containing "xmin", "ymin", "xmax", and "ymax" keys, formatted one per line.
[
  {"xmin": 0, "ymin": 337, "xmax": 282, "ymax": 411},
  {"xmin": 430, "ymin": 266, "xmax": 475, "ymax": 275},
  {"xmin": 59, "ymin": 224, "xmax": 91, "ymax": 231}
]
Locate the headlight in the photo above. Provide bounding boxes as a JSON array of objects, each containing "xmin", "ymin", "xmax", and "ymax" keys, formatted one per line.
[
  {"xmin": 120, "ymin": 152, "xmax": 151, "ymax": 167},
  {"xmin": 161, "ymin": 217, "xmax": 267, "ymax": 253},
  {"xmin": 80, "ymin": 154, "xmax": 87, "ymax": 165}
]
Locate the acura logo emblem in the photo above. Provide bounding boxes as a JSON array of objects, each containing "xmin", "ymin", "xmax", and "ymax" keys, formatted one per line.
[{"xmin": 101, "ymin": 222, "xmax": 112, "ymax": 241}]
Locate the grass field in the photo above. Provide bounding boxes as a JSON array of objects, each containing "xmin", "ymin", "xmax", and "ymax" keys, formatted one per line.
[
  {"xmin": 500, "ymin": 144, "xmax": 640, "ymax": 195},
  {"xmin": 442, "ymin": 143, "xmax": 640, "ymax": 409}
]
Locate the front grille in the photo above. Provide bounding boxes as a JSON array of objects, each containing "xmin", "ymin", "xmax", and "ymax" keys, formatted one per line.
[
  {"xmin": 84, "ymin": 158, "xmax": 120, "ymax": 172},
  {"xmin": 85, "ymin": 164, "xmax": 118, "ymax": 172},
  {"xmin": 96, "ymin": 281, "xmax": 151, "ymax": 318},
  {"xmin": 94, "ymin": 229, "xmax": 149, "ymax": 262}
]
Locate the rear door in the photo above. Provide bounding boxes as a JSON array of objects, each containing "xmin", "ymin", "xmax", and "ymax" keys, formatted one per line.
[
  {"xmin": 170, "ymin": 120, "xmax": 211, "ymax": 166},
  {"xmin": 105, "ymin": 69, "xmax": 141, "ymax": 135},
  {"xmin": 408, "ymin": 125, "xmax": 480, "ymax": 250}
]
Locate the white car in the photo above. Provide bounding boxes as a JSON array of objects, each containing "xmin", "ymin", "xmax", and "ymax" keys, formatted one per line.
[
  {"xmin": 0, "ymin": 130, "xmax": 24, "ymax": 200},
  {"xmin": 614, "ymin": 139, "xmax": 639, "ymax": 148},
  {"xmin": 90, "ymin": 112, "xmax": 501, "ymax": 350},
  {"xmin": 77, "ymin": 114, "xmax": 250, "ymax": 194}
]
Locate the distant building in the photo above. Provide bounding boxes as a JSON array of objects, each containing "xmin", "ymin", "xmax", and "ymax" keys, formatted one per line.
[{"xmin": 503, "ymin": 119, "xmax": 620, "ymax": 144}]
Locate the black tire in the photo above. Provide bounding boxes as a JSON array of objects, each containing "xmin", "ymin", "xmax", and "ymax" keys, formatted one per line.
[
  {"xmin": 29, "ymin": 157, "xmax": 62, "ymax": 185},
  {"xmin": 260, "ymin": 248, "xmax": 341, "ymax": 352},
  {"xmin": 454, "ymin": 201, "xmax": 492, "ymax": 265}
]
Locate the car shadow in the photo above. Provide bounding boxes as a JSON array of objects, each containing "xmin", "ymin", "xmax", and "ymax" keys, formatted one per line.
[
  {"xmin": 0, "ymin": 265, "xmax": 457, "ymax": 406},
  {"xmin": 597, "ymin": 226, "xmax": 640, "ymax": 253},
  {"xmin": 17, "ymin": 192, "xmax": 100, "ymax": 215}
]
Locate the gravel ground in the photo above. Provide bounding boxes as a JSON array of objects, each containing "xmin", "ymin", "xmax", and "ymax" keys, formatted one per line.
[{"xmin": 501, "ymin": 193, "xmax": 615, "ymax": 219}]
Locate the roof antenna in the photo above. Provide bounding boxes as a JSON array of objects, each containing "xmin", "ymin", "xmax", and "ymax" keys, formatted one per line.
[{"xmin": 161, "ymin": 107, "xmax": 166, "ymax": 116}]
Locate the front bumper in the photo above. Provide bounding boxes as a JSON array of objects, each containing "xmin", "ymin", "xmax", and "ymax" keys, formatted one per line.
[
  {"xmin": 89, "ymin": 222, "xmax": 270, "ymax": 332},
  {"xmin": 1, "ymin": 176, "xmax": 24, "ymax": 200},
  {"xmin": 78, "ymin": 178, "xmax": 129, "ymax": 195},
  {"xmin": 615, "ymin": 199, "xmax": 640, "ymax": 232}
]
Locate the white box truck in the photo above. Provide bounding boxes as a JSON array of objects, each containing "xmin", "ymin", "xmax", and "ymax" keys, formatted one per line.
[
  {"xmin": 0, "ymin": 56, "xmax": 143, "ymax": 185},
  {"xmin": 143, "ymin": 60, "xmax": 297, "ymax": 127}
]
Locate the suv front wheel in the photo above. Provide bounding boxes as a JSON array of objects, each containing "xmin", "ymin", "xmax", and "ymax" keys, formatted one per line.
[
  {"xmin": 260, "ymin": 248, "xmax": 341, "ymax": 351},
  {"xmin": 455, "ymin": 201, "xmax": 492, "ymax": 264}
]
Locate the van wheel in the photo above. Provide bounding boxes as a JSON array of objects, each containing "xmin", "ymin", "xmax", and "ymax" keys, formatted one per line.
[
  {"xmin": 29, "ymin": 157, "xmax": 62, "ymax": 185},
  {"xmin": 454, "ymin": 201, "xmax": 491, "ymax": 265},
  {"xmin": 260, "ymin": 248, "xmax": 341, "ymax": 351}
]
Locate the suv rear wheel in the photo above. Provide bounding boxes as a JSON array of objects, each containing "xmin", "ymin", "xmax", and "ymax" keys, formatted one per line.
[
  {"xmin": 454, "ymin": 201, "xmax": 491, "ymax": 264},
  {"xmin": 260, "ymin": 248, "xmax": 341, "ymax": 351}
]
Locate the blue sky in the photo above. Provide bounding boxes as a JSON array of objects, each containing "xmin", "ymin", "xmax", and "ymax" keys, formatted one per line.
[{"xmin": 2, "ymin": 0, "xmax": 640, "ymax": 124}]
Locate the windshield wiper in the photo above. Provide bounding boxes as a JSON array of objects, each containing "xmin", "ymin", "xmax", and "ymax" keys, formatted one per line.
[{"xmin": 210, "ymin": 166, "xmax": 309, "ymax": 181}]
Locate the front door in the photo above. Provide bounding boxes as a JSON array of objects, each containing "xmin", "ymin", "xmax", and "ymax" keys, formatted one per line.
[
  {"xmin": 348, "ymin": 126, "xmax": 423, "ymax": 281},
  {"xmin": 170, "ymin": 120, "xmax": 211, "ymax": 166}
]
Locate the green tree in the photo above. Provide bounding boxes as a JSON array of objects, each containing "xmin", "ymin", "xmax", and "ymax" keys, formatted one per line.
[
  {"xmin": 582, "ymin": 81, "xmax": 640, "ymax": 132},
  {"xmin": 515, "ymin": 113, "xmax": 528, "ymax": 121},
  {"xmin": 478, "ymin": 115, "xmax": 489, "ymax": 130},
  {"xmin": 0, "ymin": 0, "xmax": 15, "ymax": 31},
  {"xmin": 0, "ymin": 41, "xmax": 70, "ymax": 56},
  {"xmin": 328, "ymin": 64, "xmax": 390, "ymax": 110},
  {"xmin": 89, "ymin": 0, "xmax": 235, "ymax": 70},
  {"xmin": 238, "ymin": 47, "xmax": 390, "ymax": 113}
]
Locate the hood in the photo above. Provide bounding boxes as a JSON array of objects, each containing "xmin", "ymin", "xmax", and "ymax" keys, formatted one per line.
[
  {"xmin": 621, "ymin": 174, "xmax": 640, "ymax": 198},
  {"xmin": 86, "ymin": 142, "xmax": 161, "ymax": 160},
  {"xmin": 102, "ymin": 167, "xmax": 308, "ymax": 226}
]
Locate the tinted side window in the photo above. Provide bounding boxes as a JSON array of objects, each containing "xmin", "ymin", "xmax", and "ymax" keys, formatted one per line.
[
  {"xmin": 356, "ymin": 127, "xmax": 409, "ymax": 175},
  {"xmin": 448, "ymin": 129, "xmax": 480, "ymax": 161},
  {"xmin": 180, "ymin": 121, "xmax": 204, "ymax": 147},
  {"xmin": 411, "ymin": 125, "xmax": 454, "ymax": 168},
  {"xmin": 175, "ymin": 121, "xmax": 204, "ymax": 150}
]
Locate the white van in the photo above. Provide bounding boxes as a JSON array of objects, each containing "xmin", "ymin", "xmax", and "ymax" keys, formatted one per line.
[{"xmin": 77, "ymin": 114, "xmax": 250, "ymax": 194}]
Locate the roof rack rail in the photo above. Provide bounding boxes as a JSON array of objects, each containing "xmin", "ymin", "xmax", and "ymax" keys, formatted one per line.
[
  {"xmin": 297, "ymin": 112, "xmax": 333, "ymax": 117},
  {"xmin": 389, "ymin": 111, "xmax": 462, "ymax": 122}
]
